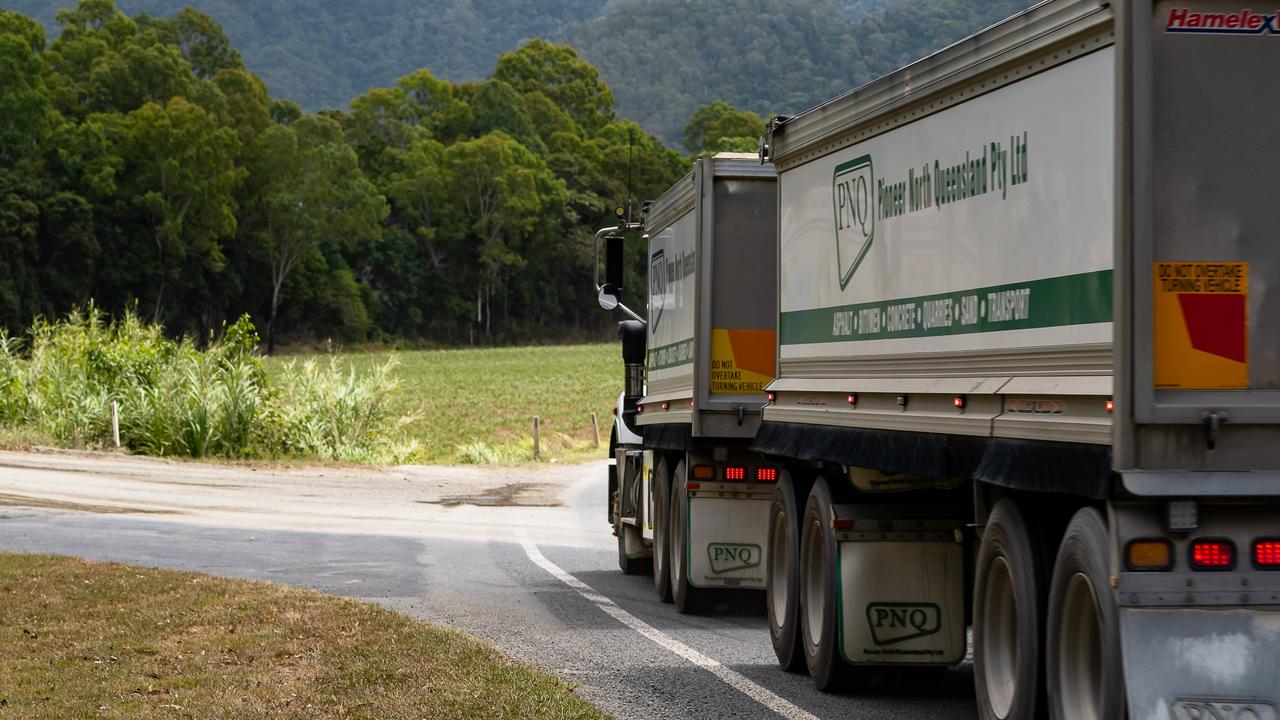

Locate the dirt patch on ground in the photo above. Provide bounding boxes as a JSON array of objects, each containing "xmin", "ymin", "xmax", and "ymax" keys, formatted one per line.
[
  {"xmin": 419, "ymin": 483, "xmax": 562, "ymax": 508},
  {"xmin": 0, "ymin": 493, "xmax": 174, "ymax": 515}
]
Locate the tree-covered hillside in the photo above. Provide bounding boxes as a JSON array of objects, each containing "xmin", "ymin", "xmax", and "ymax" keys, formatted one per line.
[
  {"xmin": 4, "ymin": 0, "xmax": 1037, "ymax": 144},
  {"xmin": 570, "ymin": 0, "xmax": 1037, "ymax": 142},
  {"xmin": 1, "ymin": 0, "xmax": 610, "ymax": 111}
]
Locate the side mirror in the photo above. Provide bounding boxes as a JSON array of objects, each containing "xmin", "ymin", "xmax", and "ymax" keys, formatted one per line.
[
  {"xmin": 604, "ymin": 233, "xmax": 624, "ymax": 295},
  {"xmin": 598, "ymin": 286, "xmax": 620, "ymax": 311}
]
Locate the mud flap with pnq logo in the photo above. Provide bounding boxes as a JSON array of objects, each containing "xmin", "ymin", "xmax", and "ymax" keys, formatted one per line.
[
  {"xmin": 838, "ymin": 538, "xmax": 965, "ymax": 664},
  {"xmin": 1120, "ymin": 607, "xmax": 1280, "ymax": 719},
  {"xmin": 687, "ymin": 494, "xmax": 772, "ymax": 589}
]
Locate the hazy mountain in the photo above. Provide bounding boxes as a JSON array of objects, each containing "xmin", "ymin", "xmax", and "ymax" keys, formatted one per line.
[{"xmin": 5, "ymin": 0, "xmax": 1035, "ymax": 145}]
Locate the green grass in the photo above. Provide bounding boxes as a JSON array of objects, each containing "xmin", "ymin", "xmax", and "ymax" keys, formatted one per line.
[
  {"xmin": 0, "ymin": 553, "xmax": 610, "ymax": 719},
  {"xmin": 268, "ymin": 344, "xmax": 622, "ymax": 465}
]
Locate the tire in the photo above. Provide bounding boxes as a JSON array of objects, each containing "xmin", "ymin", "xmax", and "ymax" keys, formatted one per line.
[
  {"xmin": 617, "ymin": 522, "xmax": 652, "ymax": 575},
  {"xmin": 671, "ymin": 458, "xmax": 706, "ymax": 613},
  {"xmin": 767, "ymin": 469, "xmax": 811, "ymax": 671},
  {"xmin": 973, "ymin": 498, "xmax": 1049, "ymax": 720},
  {"xmin": 1047, "ymin": 507, "xmax": 1125, "ymax": 720},
  {"xmin": 799, "ymin": 476, "xmax": 851, "ymax": 690},
  {"xmin": 652, "ymin": 455, "xmax": 673, "ymax": 603}
]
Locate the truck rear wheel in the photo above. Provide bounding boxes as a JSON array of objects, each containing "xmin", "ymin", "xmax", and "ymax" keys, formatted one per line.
[
  {"xmin": 799, "ymin": 476, "xmax": 851, "ymax": 690},
  {"xmin": 974, "ymin": 498, "xmax": 1047, "ymax": 720},
  {"xmin": 652, "ymin": 456, "xmax": 673, "ymax": 603},
  {"xmin": 671, "ymin": 459, "xmax": 706, "ymax": 613},
  {"xmin": 767, "ymin": 469, "xmax": 810, "ymax": 671},
  {"xmin": 1046, "ymin": 507, "xmax": 1125, "ymax": 720}
]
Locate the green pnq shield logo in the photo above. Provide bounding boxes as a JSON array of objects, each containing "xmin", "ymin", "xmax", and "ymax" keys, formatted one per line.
[
  {"xmin": 649, "ymin": 249, "xmax": 666, "ymax": 331},
  {"xmin": 832, "ymin": 155, "xmax": 875, "ymax": 290},
  {"xmin": 708, "ymin": 543, "xmax": 762, "ymax": 574},
  {"xmin": 865, "ymin": 602, "xmax": 942, "ymax": 645}
]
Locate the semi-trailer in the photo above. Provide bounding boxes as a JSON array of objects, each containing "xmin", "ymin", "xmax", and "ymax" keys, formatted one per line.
[
  {"xmin": 599, "ymin": 152, "xmax": 778, "ymax": 612},
  {"xmin": 598, "ymin": 1, "xmax": 1280, "ymax": 717}
]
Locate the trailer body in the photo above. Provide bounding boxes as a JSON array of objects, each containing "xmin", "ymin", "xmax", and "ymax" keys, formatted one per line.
[
  {"xmin": 756, "ymin": 0, "xmax": 1280, "ymax": 715},
  {"xmin": 609, "ymin": 154, "xmax": 779, "ymax": 601}
]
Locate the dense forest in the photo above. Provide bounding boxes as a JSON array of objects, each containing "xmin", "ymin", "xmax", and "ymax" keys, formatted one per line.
[
  {"xmin": 0, "ymin": 1, "xmax": 697, "ymax": 348},
  {"xmin": 4, "ymin": 0, "xmax": 1037, "ymax": 145},
  {"xmin": 1, "ymin": 0, "xmax": 1038, "ymax": 348}
]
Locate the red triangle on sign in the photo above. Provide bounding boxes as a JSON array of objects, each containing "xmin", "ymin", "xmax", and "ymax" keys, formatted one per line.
[{"xmin": 1178, "ymin": 293, "xmax": 1247, "ymax": 363}]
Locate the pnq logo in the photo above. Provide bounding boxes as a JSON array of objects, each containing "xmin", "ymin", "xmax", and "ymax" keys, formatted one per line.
[
  {"xmin": 708, "ymin": 543, "xmax": 762, "ymax": 574},
  {"xmin": 832, "ymin": 155, "xmax": 875, "ymax": 290},
  {"xmin": 649, "ymin": 249, "xmax": 666, "ymax": 331},
  {"xmin": 1166, "ymin": 8, "xmax": 1280, "ymax": 34},
  {"xmin": 865, "ymin": 602, "xmax": 942, "ymax": 645}
]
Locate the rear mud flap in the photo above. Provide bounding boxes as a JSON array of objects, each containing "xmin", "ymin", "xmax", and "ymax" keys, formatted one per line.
[
  {"xmin": 687, "ymin": 494, "xmax": 771, "ymax": 589},
  {"xmin": 1120, "ymin": 607, "xmax": 1280, "ymax": 720}
]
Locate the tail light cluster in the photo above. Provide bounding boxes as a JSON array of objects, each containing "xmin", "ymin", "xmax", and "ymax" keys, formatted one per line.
[
  {"xmin": 1255, "ymin": 540, "xmax": 1280, "ymax": 569},
  {"xmin": 1190, "ymin": 540, "xmax": 1234, "ymax": 570},
  {"xmin": 1127, "ymin": 537, "xmax": 1280, "ymax": 572},
  {"xmin": 689, "ymin": 464, "xmax": 779, "ymax": 484}
]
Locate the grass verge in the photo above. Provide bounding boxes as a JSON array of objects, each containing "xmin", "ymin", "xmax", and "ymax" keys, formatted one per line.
[{"xmin": 0, "ymin": 553, "xmax": 609, "ymax": 720}]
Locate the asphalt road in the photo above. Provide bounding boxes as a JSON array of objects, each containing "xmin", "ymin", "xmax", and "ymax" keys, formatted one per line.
[{"xmin": 0, "ymin": 451, "xmax": 976, "ymax": 719}]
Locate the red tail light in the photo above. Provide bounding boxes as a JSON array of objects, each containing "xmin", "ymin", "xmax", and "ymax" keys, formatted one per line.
[
  {"xmin": 724, "ymin": 466, "xmax": 746, "ymax": 481},
  {"xmin": 953, "ymin": 395, "xmax": 966, "ymax": 409},
  {"xmin": 755, "ymin": 466, "xmax": 778, "ymax": 482},
  {"xmin": 847, "ymin": 393, "xmax": 858, "ymax": 406},
  {"xmin": 660, "ymin": 402, "xmax": 670, "ymax": 411},
  {"xmin": 1190, "ymin": 539, "xmax": 1235, "ymax": 570},
  {"xmin": 832, "ymin": 518, "xmax": 854, "ymax": 530},
  {"xmin": 766, "ymin": 392, "xmax": 776, "ymax": 403},
  {"xmin": 1254, "ymin": 540, "xmax": 1280, "ymax": 569}
]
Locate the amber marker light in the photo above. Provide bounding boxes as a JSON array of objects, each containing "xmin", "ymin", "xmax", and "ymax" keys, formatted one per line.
[{"xmin": 1125, "ymin": 539, "xmax": 1173, "ymax": 571}]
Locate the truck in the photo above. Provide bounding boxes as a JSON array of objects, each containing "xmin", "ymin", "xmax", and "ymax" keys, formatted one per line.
[
  {"xmin": 599, "ymin": 152, "xmax": 778, "ymax": 613},
  {"xmin": 599, "ymin": 0, "xmax": 1280, "ymax": 717}
]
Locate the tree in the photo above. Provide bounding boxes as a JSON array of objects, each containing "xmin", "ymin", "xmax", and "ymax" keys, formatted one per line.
[
  {"xmin": 249, "ymin": 116, "xmax": 387, "ymax": 352},
  {"xmin": 137, "ymin": 7, "xmax": 243, "ymax": 80},
  {"xmin": 105, "ymin": 97, "xmax": 241, "ymax": 322},
  {"xmin": 444, "ymin": 132, "xmax": 565, "ymax": 341},
  {"xmin": 494, "ymin": 39, "xmax": 614, "ymax": 133},
  {"xmin": 683, "ymin": 100, "xmax": 765, "ymax": 154}
]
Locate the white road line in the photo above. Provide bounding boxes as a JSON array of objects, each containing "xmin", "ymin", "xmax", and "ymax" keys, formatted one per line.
[{"xmin": 519, "ymin": 539, "xmax": 821, "ymax": 720}]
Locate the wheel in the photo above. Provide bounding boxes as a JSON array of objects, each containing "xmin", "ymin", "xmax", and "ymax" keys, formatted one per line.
[
  {"xmin": 767, "ymin": 469, "xmax": 810, "ymax": 671},
  {"xmin": 973, "ymin": 498, "xmax": 1049, "ymax": 720},
  {"xmin": 671, "ymin": 459, "xmax": 706, "ymax": 613},
  {"xmin": 799, "ymin": 476, "xmax": 852, "ymax": 690},
  {"xmin": 1047, "ymin": 507, "xmax": 1125, "ymax": 720},
  {"xmin": 617, "ymin": 522, "xmax": 652, "ymax": 575},
  {"xmin": 652, "ymin": 455, "xmax": 673, "ymax": 603}
]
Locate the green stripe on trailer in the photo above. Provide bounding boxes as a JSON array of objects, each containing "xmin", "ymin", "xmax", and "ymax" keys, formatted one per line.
[
  {"xmin": 780, "ymin": 269, "xmax": 1112, "ymax": 345},
  {"xmin": 648, "ymin": 338, "xmax": 696, "ymax": 370}
]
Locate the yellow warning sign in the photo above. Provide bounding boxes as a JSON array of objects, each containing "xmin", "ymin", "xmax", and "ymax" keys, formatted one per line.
[
  {"xmin": 1153, "ymin": 262, "xmax": 1248, "ymax": 389},
  {"xmin": 709, "ymin": 329, "xmax": 776, "ymax": 395}
]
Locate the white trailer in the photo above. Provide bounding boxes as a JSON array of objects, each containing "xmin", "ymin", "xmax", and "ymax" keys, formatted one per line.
[
  {"xmin": 599, "ymin": 153, "xmax": 778, "ymax": 613},
  {"xmin": 755, "ymin": 0, "xmax": 1280, "ymax": 717}
]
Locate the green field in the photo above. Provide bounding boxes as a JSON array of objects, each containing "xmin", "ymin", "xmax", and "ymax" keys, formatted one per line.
[{"xmin": 269, "ymin": 344, "xmax": 622, "ymax": 465}]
